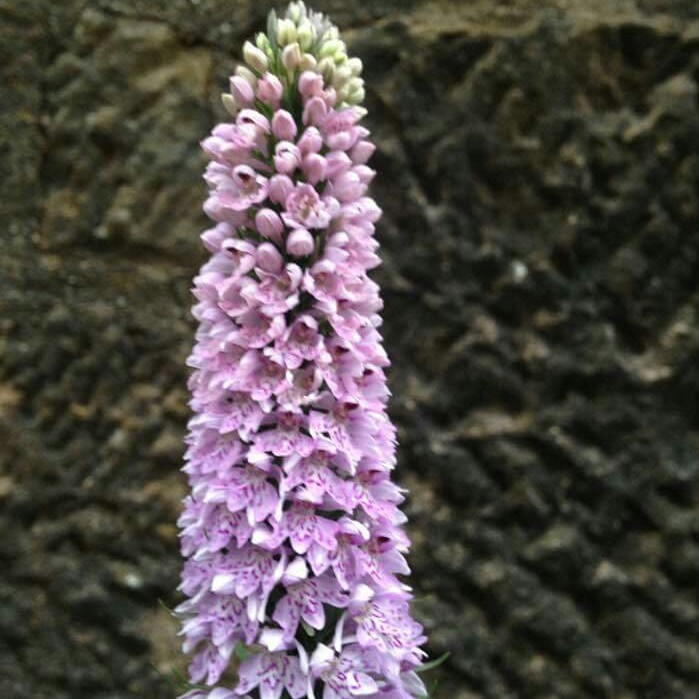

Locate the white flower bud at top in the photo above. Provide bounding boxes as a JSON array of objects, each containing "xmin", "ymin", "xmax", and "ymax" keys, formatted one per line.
[
  {"xmin": 282, "ymin": 42, "xmax": 302, "ymax": 71},
  {"xmin": 256, "ymin": 32, "xmax": 273, "ymax": 57},
  {"xmin": 221, "ymin": 93, "xmax": 238, "ymax": 116},
  {"xmin": 277, "ymin": 18, "xmax": 297, "ymax": 46},
  {"xmin": 235, "ymin": 65, "xmax": 258, "ymax": 87},
  {"xmin": 347, "ymin": 85, "xmax": 365, "ymax": 105},
  {"xmin": 333, "ymin": 65, "xmax": 352, "ymax": 85},
  {"xmin": 324, "ymin": 26, "xmax": 339, "ymax": 42},
  {"xmin": 335, "ymin": 84, "xmax": 349, "ymax": 103},
  {"xmin": 287, "ymin": 2, "xmax": 302, "ymax": 23},
  {"xmin": 347, "ymin": 77, "xmax": 364, "ymax": 95},
  {"xmin": 299, "ymin": 53, "xmax": 317, "ymax": 71},
  {"xmin": 318, "ymin": 56, "xmax": 335, "ymax": 81},
  {"xmin": 297, "ymin": 20, "xmax": 315, "ymax": 51},
  {"xmin": 243, "ymin": 40, "xmax": 268, "ymax": 73},
  {"xmin": 347, "ymin": 57, "xmax": 363, "ymax": 77},
  {"xmin": 319, "ymin": 39, "xmax": 341, "ymax": 58}
]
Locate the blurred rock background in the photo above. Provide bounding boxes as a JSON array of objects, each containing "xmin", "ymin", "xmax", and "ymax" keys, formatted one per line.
[{"xmin": 2, "ymin": 0, "xmax": 699, "ymax": 697}]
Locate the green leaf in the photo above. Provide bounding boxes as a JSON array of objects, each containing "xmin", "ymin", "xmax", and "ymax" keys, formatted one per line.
[
  {"xmin": 415, "ymin": 652, "xmax": 450, "ymax": 674},
  {"xmin": 157, "ymin": 598, "xmax": 177, "ymax": 617}
]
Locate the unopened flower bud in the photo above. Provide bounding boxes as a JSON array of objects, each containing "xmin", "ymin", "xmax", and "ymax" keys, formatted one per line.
[
  {"xmin": 255, "ymin": 32, "xmax": 271, "ymax": 53},
  {"xmin": 319, "ymin": 39, "xmax": 341, "ymax": 58},
  {"xmin": 256, "ymin": 242, "xmax": 283, "ymax": 273},
  {"xmin": 286, "ymin": 2, "xmax": 302, "ymax": 23},
  {"xmin": 276, "ymin": 18, "xmax": 297, "ymax": 46},
  {"xmin": 274, "ymin": 141, "xmax": 301, "ymax": 174},
  {"xmin": 257, "ymin": 73, "xmax": 283, "ymax": 105},
  {"xmin": 282, "ymin": 42, "xmax": 302, "ymax": 72},
  {"xmin": 297, "ymin": 21, "xmax": 315, "ymax": 50},
  {"xmin": 347, "ymin": 57, "xmax": 363, "ymax": 77},
  {"xmin": 255, "ymin": 208, "xmax": 284, "ymax": 244},
  {"xmin": 348, "ymin": 85, "xmax": 366, "ymax": 105},
  {"xmin": 298, "ymin": 126, "xmax": 323, "ymax": 154},
  {"xmin": 347, "ymin": 77, "xmax": 364, "ymax": 95},
  {"xmin": 299, "ymin": 53, "xmax": 317, "ymax": 71},
  {"xmin": 325, "ymin": 151, "xmax": 352, "ymax": 178},
  {"xmin": 299, "ymin": 71, "xmax": 323, "ymax": 100},
  {"xmin": 243, "ymin": 41, "xmax": 268, "ymax": 73},
  {"xmin": 286, "ymin": 228, "xmax": 315, "ymax": 257},
  {"xmin": 350, "ymin": 140, "xmax": 376, "ymax": 164},
  {"xmin": 268, "ymin": 174, "xmax": 294, "ymax": 204},
  {"xmin": 235, "ymin": 65, "xmax": 258, "ymax": 87},
  {"xmin": 353, "ymin": 165, "xmax": 375, "ymax": 184},
  {"xmin": 272, "ymin": 110, "xmax": 298, "ymax": 141},
  {"xmin": 302, "ymin": 96, "xmax": 328, "ymax": 126},
  {"xmin": 333, "ymin": 171, "xmax": 364, "ymax": 202},
  {"xmin": 333, "ymin": 65, "xmax": 352, "ymax": 86},
  {"xmin": 324, "ymin": 86, "xmax": 338, "ymax": 107},
  {"xmin": 335, "ymin": 85, "xmax": 349, "ymax": 103},
  {"xmin": 328, "ymin": 231, "xmax": 349, "ymax": 248},
  {"xmin": 317, "ymin": 56, "xmax": 335, "ymax": 81},
  {"xmin": 221, "ymin": 92, "xmax": 238, "ymax": 116},
  {"xmin": 302, "ymin": 153, "xmax": 327, "ymax": 184},
  {"xmin": 230, "ymin": 75, "xmax": 254, "ymax": 106}
]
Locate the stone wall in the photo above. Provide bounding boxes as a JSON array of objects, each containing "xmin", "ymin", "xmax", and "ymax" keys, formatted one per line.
[{"xmin": 2, "ymin": 1, "xmax": 699, "ymax": 698}]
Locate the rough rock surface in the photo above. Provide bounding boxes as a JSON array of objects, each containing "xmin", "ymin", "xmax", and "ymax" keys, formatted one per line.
[{"xmin": 2, "ymin": 1, "xmax": 699, "ymax": 698}]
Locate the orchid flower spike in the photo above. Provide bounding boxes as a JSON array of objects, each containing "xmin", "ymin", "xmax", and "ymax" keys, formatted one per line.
[{"xmin": 177, "ymin": 5, "xmax": 430, "ymax": 699}]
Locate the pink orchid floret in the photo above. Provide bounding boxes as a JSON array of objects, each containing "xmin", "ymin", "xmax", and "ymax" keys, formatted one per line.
[
  {"xmin": 176, "ymin": 4, "xmax": 429, "ymax": 699},
  {"xmin": 282, "ymin": 183, "xmax": 338, "ymax": 230}
]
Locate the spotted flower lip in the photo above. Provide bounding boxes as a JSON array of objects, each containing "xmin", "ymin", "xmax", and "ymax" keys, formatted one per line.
[
  {"xmin": 177, "ymin": 4, "xmax": 428, "ymax": 699},
  {"xmin": 281, "ymin": 183, "xmax": 335, "ymax": 229}
]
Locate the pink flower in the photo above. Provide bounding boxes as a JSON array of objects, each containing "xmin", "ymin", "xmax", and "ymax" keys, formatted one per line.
[
  {"xmin": 230, "ymin": 75, "xmax": 254, "ymax": 106},
  {"xmin": 274, "ymin": 141, "xmax": 301, "ymax": 175},
  {"xmin": 257, "ymin": 72, "xmax": 284, "ymax": 105},
  {"xmin": 349, "ymin": 589, "xmax": 427, "ymax": 660},
  {"xmin": 298, "ymin": 126, "xmax": 323, "ymax": 154},
  {"xmin": 286, "ymin": 228, "xmax": 315, "ymax": 258},
  {"xmin": 255, "ymin": 208, "xmax": 284, "ymax": 244},
  {"xmin": 205, "ymin": 163, "xmax": 268, "ymax": 216},
  {"xmin": 268, "ymin": 174, "xmax": 294, "ymax": 204},
  {"xmin": 321, "ymin": 107, "xmax": 363, "ymax": 151},
  {"xmin": 210, "ymin": 547, "xmax": 282, "ymax": 599},
  {"xmin": 201, "ymin": 123, "xmax": 259, "ymax": 165},
  {"xmin": 299, "ymin": 70, "xmax": 324, "ymax": 100},
  {"xmin": 272, "ymin": 561, "xmax": 347, "ymax": 640},
  {"xmin": 203, "ymin": 463, "xmax": 280, "ymax": 526},
  {"xmin": 252, "ymin": 501, "xmax": 339, "ymax": 555},
  {"xmin": 235, "ymin": 651, "xmax": 307, "ymax": 699},
  {"xmin": 282, "ymin": 184, "xmax": 334, "ymax": 229},
  {"xmin": 250, "ymin": 410, "xmax": 315, "ymax": 458},
  {"xmin": 309, "ymin": 645, "xmax": 379, "ymax": 699},
  {"xmin": 302, "ymin": 153, "xmax": 327, "ymax": 184},
  {"xmin": 276, "ymin": 315, "xmax": 323, "ymax": 368},
  {"xmin": 272, "ymin": 109, "xmax": 298, "ymax": 141}
]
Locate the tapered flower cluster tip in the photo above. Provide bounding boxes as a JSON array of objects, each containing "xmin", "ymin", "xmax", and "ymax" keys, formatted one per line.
[{"xmin": 177, "ymin": 4, "xmax": 428, "ymax": 699}]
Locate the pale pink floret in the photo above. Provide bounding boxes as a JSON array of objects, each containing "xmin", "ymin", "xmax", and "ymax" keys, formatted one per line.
[
  {"xmin": 282, "ymin": 183, "xmax": 336, "ymax": 229},
  {"xmin": 235, "ymin": 651, "xmax": 307, "ymax": 699}
]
